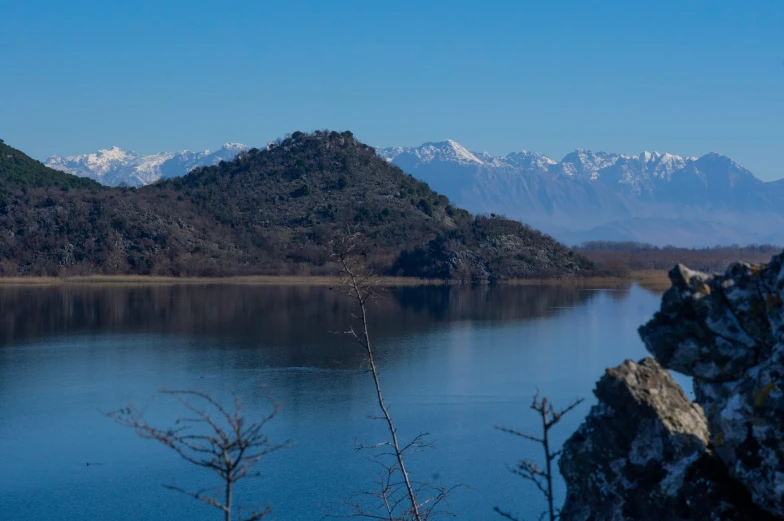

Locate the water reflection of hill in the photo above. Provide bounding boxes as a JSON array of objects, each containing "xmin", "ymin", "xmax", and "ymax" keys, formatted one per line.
[
  {"xmin": 0, "ymin": 284, "xmax": 617, "ymax": 349},
  {"xmin": 393, "ymin": 285, "xmax": 623, "ymax": 321}
]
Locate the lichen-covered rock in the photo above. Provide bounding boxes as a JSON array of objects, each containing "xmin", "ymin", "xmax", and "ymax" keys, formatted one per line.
[
  {"xmin": 640, "ymin": 258, "xmax": 784, "ymax": 518},
  {"xmin": 559, "ymin": 357, "xmax": 767, "ymax": 521},
  {"xmin": 638, "ymin": 264, "xmax": 772, "ymax": 382}
]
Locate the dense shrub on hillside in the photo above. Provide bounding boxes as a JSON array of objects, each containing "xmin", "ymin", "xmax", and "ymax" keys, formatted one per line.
[{"xmin": 0, "ymin": 141, "xmax": 101, "ymax": 190}]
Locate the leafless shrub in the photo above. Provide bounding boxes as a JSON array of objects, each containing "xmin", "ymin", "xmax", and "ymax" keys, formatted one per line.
[
  {"xmin": 495, "ymin": 392, "xmax": 583, "ymax": 521},
  {"xmin": 106, "ymin": 390, "xmax": 288, "ymax": 521},
  {"xmin": 330, "ymin": 229, "xmax": 459, "ymax": 520}
]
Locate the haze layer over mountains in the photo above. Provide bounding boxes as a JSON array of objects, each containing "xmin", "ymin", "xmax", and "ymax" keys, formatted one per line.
[{"xmin": 47, "ymin": 139, "xmax": 784, "ymax": 247}]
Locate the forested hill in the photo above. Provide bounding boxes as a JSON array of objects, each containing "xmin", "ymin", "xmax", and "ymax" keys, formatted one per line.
[
  {"xmin": 0, "ymin": 131, "xmax": 593, "ymax": 279},
  {"xmin": 0, "ymin": 139, "xmax": 101, "ymax": 190}
]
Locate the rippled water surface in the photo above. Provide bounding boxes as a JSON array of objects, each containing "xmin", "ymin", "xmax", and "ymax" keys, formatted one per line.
[{"xmin": 0, "ymin": 283, "xmax": 667, "ymax": 520}]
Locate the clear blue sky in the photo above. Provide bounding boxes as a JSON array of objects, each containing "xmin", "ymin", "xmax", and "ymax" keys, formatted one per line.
[{"xmin": 1, "ymin": 1, "xmax": 783, "ymax": 178}]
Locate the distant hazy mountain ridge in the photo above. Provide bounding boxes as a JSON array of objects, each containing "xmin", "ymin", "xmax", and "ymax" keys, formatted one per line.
[{"xmin": 377, "ymin": 141, "xmax": 784, "ymax": 247}]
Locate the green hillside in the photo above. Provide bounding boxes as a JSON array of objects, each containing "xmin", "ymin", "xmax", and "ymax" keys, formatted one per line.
[{"xmin": 0, "ymin": 139, "xmax": 101, "ymax": 190}]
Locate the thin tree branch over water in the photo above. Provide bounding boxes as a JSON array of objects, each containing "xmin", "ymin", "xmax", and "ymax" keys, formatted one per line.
[
  {"xmin": 330, "ymin": 229, "xmax": 459, "ymax": 521},
  {"xmin": 495, "ymin": 392, "xmax": 583, "ymax": 521},
  {"xmin": 106, "ymin": 390, "xmax": 289, "ymax": 521}
]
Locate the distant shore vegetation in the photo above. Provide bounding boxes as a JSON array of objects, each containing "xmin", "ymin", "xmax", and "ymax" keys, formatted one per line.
[{"xmin": 576, "ymin": 241, "xmax": 779, "ymax": 276}]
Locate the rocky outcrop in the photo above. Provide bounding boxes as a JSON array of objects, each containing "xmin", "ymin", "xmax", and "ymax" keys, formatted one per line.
[
  {"xmin": 560, "ymin": 253, "xmax": 784, "ymax": 520},
  {"xmin": 393, "ymin": 216, "xmax": 593, "ymax": 281},
  {"xmin": 639, "ymin": 260, "xmax": 784, "ymax": 518},
  {"xmin": 559, "ymin": 357, "xmax": 768, "ymax": 521}
]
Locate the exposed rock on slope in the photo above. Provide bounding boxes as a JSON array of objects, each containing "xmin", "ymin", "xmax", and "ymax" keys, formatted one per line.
[
  {"xmin": 393, "ymin": 216, "xmax": 591, "ymax": 281},
  {"xmin": 559, "ymin": 358, "xmax": 771, "ymax": 521},
  {"xmin": 639, "ymin": 259, "xmax": 784, "ymax": 518}
]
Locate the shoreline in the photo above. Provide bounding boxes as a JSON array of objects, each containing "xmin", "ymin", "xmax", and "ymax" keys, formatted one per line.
[{"xmin": 0, "ymin": 270, "xmax": 672, "ymax": 291}]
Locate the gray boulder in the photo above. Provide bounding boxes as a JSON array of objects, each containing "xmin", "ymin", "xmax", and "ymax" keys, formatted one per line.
[
  {"xmin": 559, "ymin": 357, "xmax": 768, "ymax": 521},
  {"xmin": 640, "ymin": 258, "xmax": 784, "ymax": 517}
]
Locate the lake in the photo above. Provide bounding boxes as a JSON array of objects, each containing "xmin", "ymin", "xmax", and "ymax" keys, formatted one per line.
[{"xmin": 0, "ymin": 283, "xmax": 673, "ymax": 521}]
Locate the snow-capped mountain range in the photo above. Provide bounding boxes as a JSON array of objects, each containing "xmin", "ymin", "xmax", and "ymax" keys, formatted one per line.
[
  {"xmin": 377, "ymin": 141, "xmax": 784, "ymax": 247},
  {"xmin": 46, "ymin": 139, "xmax": 784, "ymax": 246},
  {"xmin": 377, "ymin": 140, "xmax": 704, "ymax": 190},
  {"xmin": 46, "ymin": 143, "xmax": 247, "ymax": 187}
]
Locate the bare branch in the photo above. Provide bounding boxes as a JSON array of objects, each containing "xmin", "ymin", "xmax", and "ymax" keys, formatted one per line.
[
  {"xmin": 547, "ymin": 398, "xmax": 584, "ymax": 429},
  {"xmin": 329, "ymin": 228, "xmax": 459, "ymax": 521},
  {"xmin": 241, "ymin": 505, "xmax": 272, "ymax": 521},
  {"xmin": 106, "ymin": 391, "xmax": 287, "ymax": 521},
  {"xmin": 494, "ymin": 426, "xmax": 544, "ymax": 444},
  {"xmin": 163, "ymin": 484, "xmax": 227, "ymax": 512},
  {"xmin": 496, "ymin": 394, "xmax": 583, "ymax": 521},
  {"xmin": 493, "ymin": 507, "xmax": 523, "ymax": 521}
]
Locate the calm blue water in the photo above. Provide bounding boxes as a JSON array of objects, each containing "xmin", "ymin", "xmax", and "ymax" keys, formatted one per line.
[{"xmin": 0, "ymin": 283, "xmax": 673, "ymax": 521}]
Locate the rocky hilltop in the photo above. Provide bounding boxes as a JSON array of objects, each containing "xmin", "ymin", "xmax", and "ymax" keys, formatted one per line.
[
  {"xmin": 560, "ymin": 256, "xmax": 784, "ymax": 519},
  {"xmin": 0, "ymin": 132, "xmax": 591, "ymax": 279}
]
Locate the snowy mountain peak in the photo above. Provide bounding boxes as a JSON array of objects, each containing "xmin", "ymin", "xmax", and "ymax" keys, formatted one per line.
[
  {"xmin": 100, "ymin": 146, "xmax": 132, "ymax": 158},
  {"xmin": 691, "ymin": 152, "xmax": 758, "ymax": 186},
  {"xmin": 378, "ymin": 140, "xmax": 562, "ymax": 170},
  {"xmin": 375, "ymin": 141, "xmax": 777, "ymax": 248},
  {"xmin": 376, "ymin": 142, "xmax": 703, "ymax": 182},
  {"xmin": 637, "ymin": 150, "xmax": 688, "ymax": 163},
  {"xmin": 374, "ymin": 140, "xmax": 485, "ymax": 167},
  {"xmin": 504, "ymin": 150, "xmax": 557, "ymax": 170},
  {"xmin": 45, "ymin": 143, "xmax": 247, "ymax": 187},
  {"xmin": 693, "ymin": 152, "xmax": 748, "ymax": 173},
  {"xmin": 699, "ymin": 152, "xmax": 739, "ymax": 165},
  {"xmin": 421, "ymin": 140, "xmax": 484, "ymax": 165},
  {"xmin": 559, "ymin": 149, "xmax": 622, "ymax": 177},
  {"xmin": 45, "ymin": 147, "xmax": 140, "ymax": 180},
  {"xmin": 506, "ymin": 150, "xmax": 555, "ymax": 160}
]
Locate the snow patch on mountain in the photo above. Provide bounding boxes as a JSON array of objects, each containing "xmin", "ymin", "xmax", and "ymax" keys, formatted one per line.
[
  {"xmin": 503, "ymin": 151, "xmax": 557, "ymax": 171},
  {"xmin": 46, "ymin": 143, "xmax": 248, "ymax": 187},
  {"xmin": 377, "ymin": 139, "xmax": 485, "ymax": 166},
  {"xmin": 46, "ymin": 146, "xmax": 139, "ymax": 180},
  {"xmin": 375, "ymin": 142, "xmax": 697, "ymax": 185}
]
